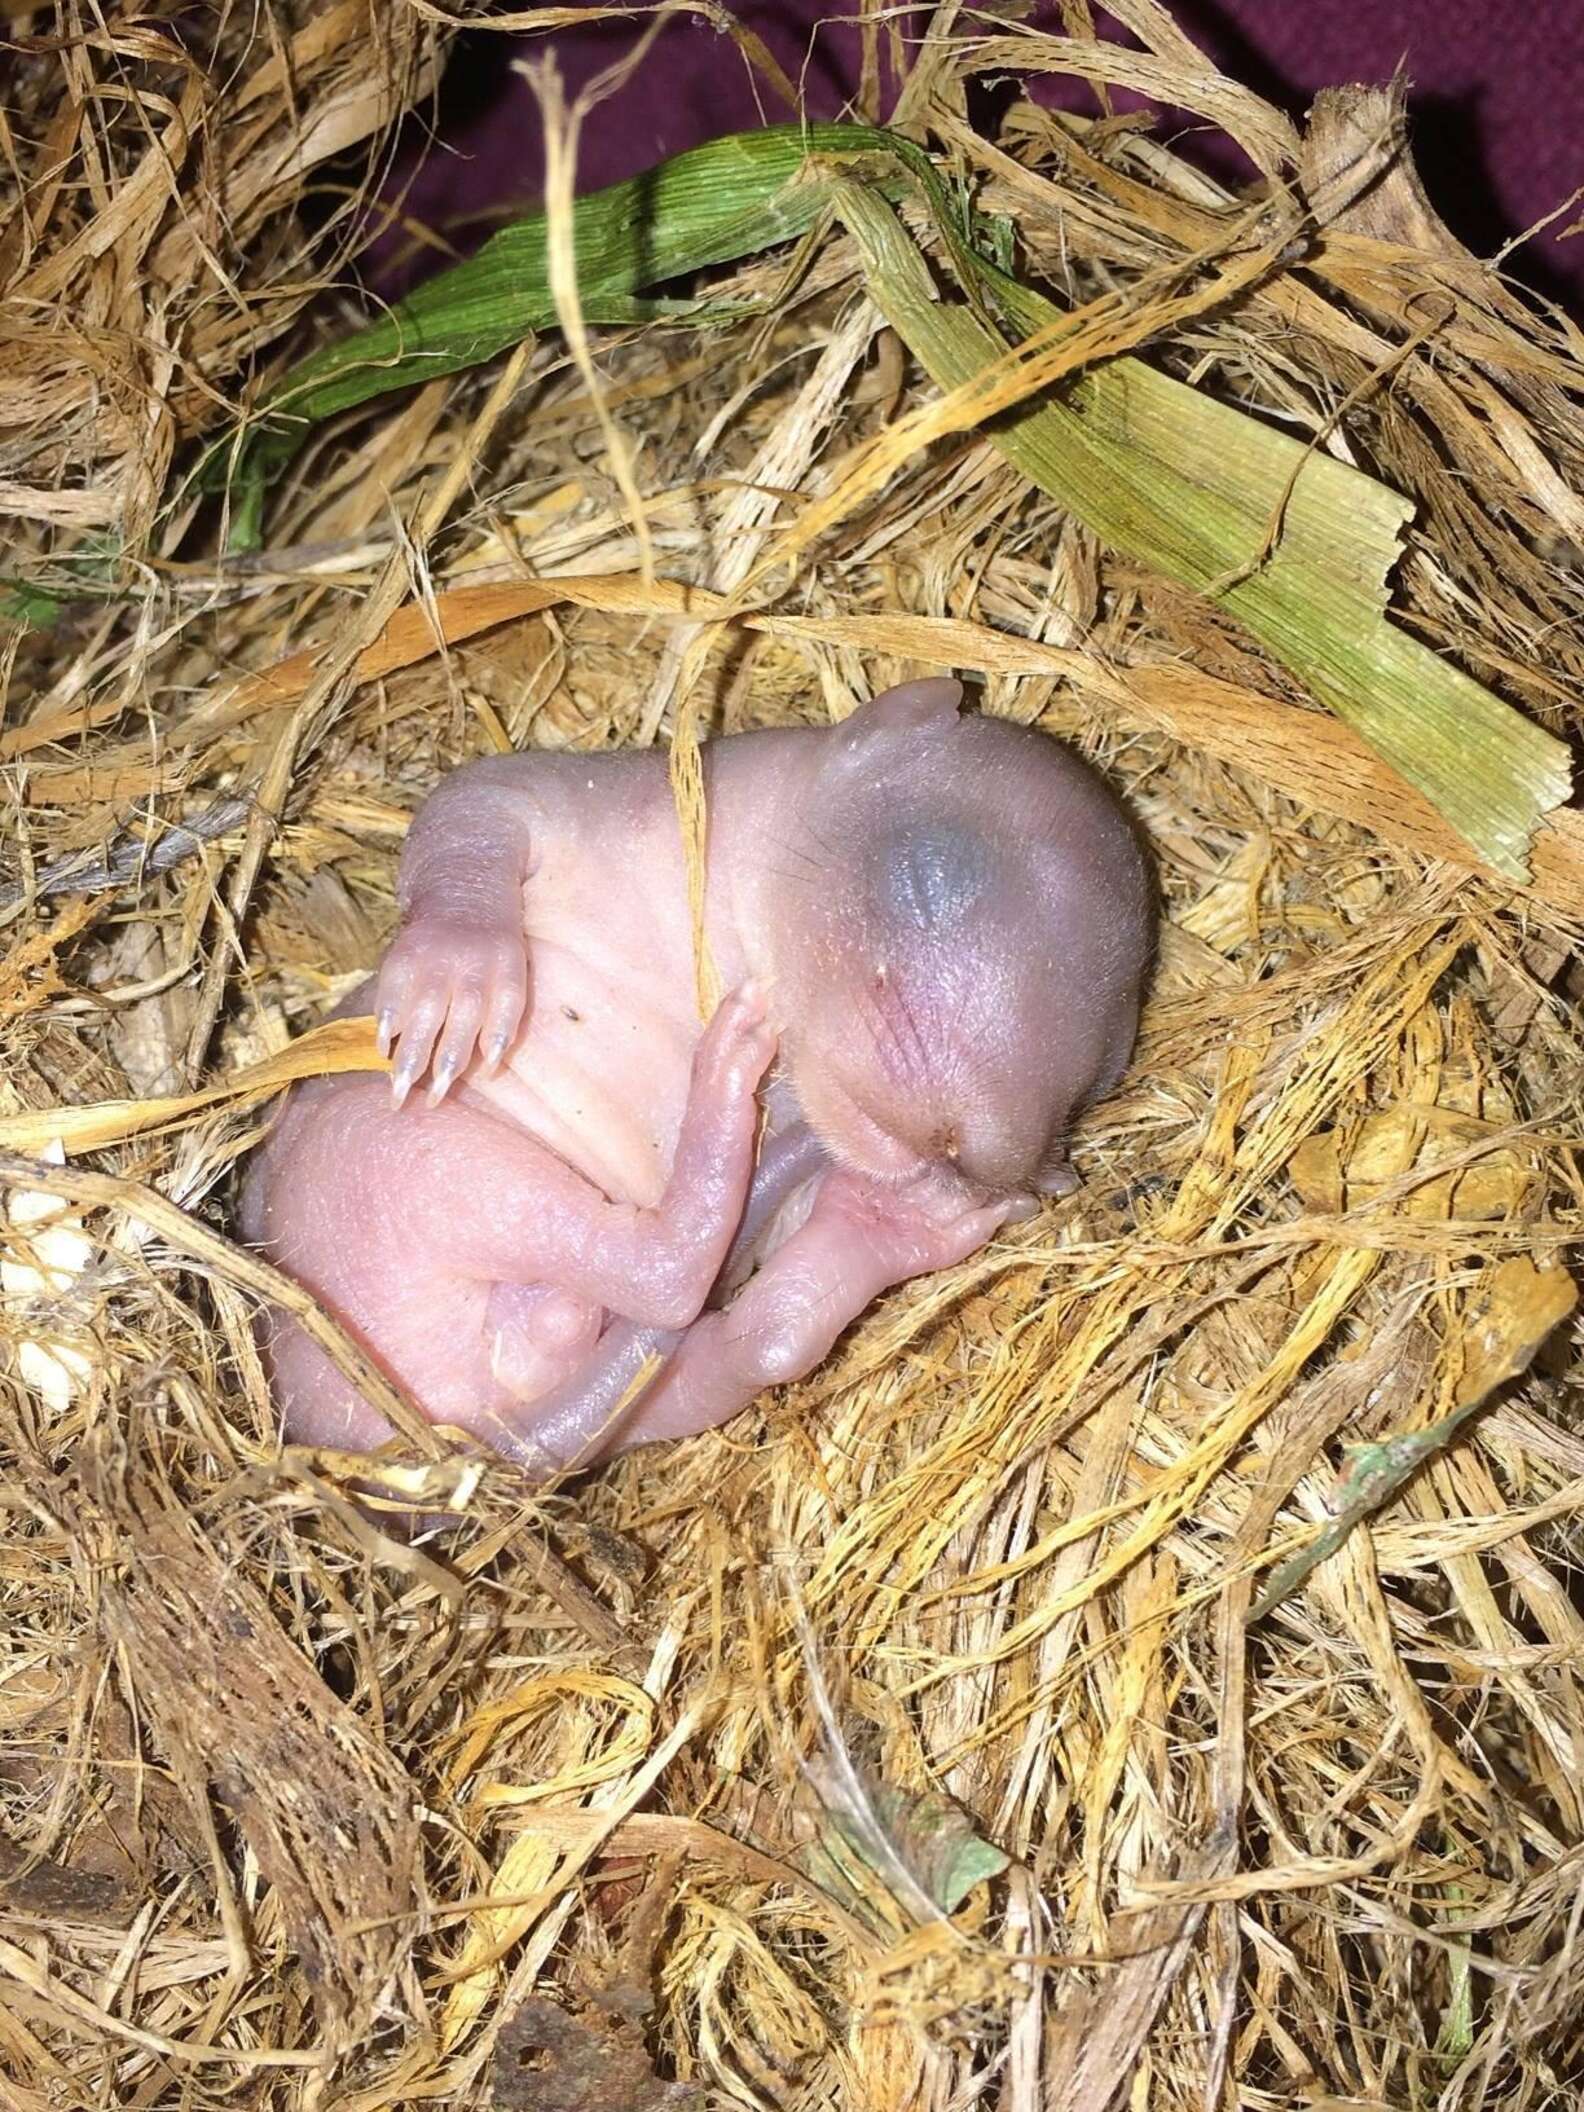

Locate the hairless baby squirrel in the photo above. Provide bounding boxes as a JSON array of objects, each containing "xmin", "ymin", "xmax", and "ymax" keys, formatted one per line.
[{"xmin": 240, "ymin": 678, "xmax": 1154, "ymax": 1474}]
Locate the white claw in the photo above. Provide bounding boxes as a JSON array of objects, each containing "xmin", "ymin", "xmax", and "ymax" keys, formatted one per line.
[
  {"xmin": 376, "ymin": 1008, "xmax": 397, "ymax": 1059},
  {"xmin": 427, "ymin": 1053, "xmax": 459, "ymax": 1106}
]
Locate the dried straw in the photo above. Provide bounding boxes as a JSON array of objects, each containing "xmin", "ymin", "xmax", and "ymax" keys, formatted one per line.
[{"xmin": 3, "ymin": 4, "xmax": 1582, "ymax": 2108}]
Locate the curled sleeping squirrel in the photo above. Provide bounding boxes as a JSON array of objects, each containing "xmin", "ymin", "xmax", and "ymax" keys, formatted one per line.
[{"xmin": 240, "ymin": 678, "xmax": 1154, "ymax": 1474}]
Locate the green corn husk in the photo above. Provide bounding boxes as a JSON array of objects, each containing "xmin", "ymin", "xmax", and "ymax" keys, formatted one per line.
[
  {"xmin": 827, "ymin": 174, "xmax": 1570, "ymax": 883},
  {"xmin": 200, "ymin": 123, "xmax": 915, "ymax": 496},
  {"xmin": 210, "ymin": 120, "xmax": 1569, "ymax": 881}
]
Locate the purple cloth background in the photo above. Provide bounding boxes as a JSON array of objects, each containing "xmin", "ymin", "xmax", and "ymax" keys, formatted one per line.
[{"xmin": 367, "ymin": 3, "xmax": 1583, "ymax": 310}]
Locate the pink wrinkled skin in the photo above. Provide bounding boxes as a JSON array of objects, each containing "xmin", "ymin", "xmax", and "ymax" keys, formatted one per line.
[{"xmin": 240, "ymin": 680, "xmax": 1153, "ymax": 1474}]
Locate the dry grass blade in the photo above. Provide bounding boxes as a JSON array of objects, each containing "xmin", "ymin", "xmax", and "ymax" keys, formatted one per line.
[{"xmin": 0, "ymin": 1016, "xmax": 384, "ymax": 1156}]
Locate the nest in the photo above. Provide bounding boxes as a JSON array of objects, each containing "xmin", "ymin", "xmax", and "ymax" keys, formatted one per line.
[{"xmin": 3, "ymin": 5, "xmax": 1582, "ymax": 2107}]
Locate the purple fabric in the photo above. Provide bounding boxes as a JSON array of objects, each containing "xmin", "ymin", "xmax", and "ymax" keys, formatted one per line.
[
  {"xmin": 366, "ymin": 3, "xmax": 1583, "ymax": 310},
  {"xmin": 1167, "ymin": 0, "xmax": 1582, "ymax": 296}
]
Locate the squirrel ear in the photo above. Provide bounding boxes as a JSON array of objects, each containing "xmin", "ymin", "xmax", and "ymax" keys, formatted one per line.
[{"xmin": 847, "ymin": 678, "xmax": 964, "ymax": 734}]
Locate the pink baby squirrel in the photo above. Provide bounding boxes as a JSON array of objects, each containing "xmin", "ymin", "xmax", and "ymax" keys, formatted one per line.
[{"xmin": 240, "ymin": 678, "xmax": 1153, "ymax": 1474}]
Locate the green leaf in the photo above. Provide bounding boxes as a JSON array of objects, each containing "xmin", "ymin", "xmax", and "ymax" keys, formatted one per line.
[
  {"xmin": 0, "ymin": 579, "xmax": 65, "ymax": 631},
  {"xmin": 199, "ymin": 122, "xmax": 918, "ymax": 495},
  {"xmin": 0, "ymin": 535, "xmax": 127, "ymax": 635},
  {"xmin": 805, "ymin": 1774, "xmax": 1010, "ymax": 1920}
]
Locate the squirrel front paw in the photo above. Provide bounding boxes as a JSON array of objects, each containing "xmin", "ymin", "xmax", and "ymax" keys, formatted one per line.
[{"xmin": 373, "ymin": 918, "xmax": 529, "ymax": 1107}]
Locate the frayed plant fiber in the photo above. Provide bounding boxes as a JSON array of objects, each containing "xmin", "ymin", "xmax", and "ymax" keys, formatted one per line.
[{"xmin": 2, "ymin": 5, "xmax": 1583, "ymax": 2108}]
